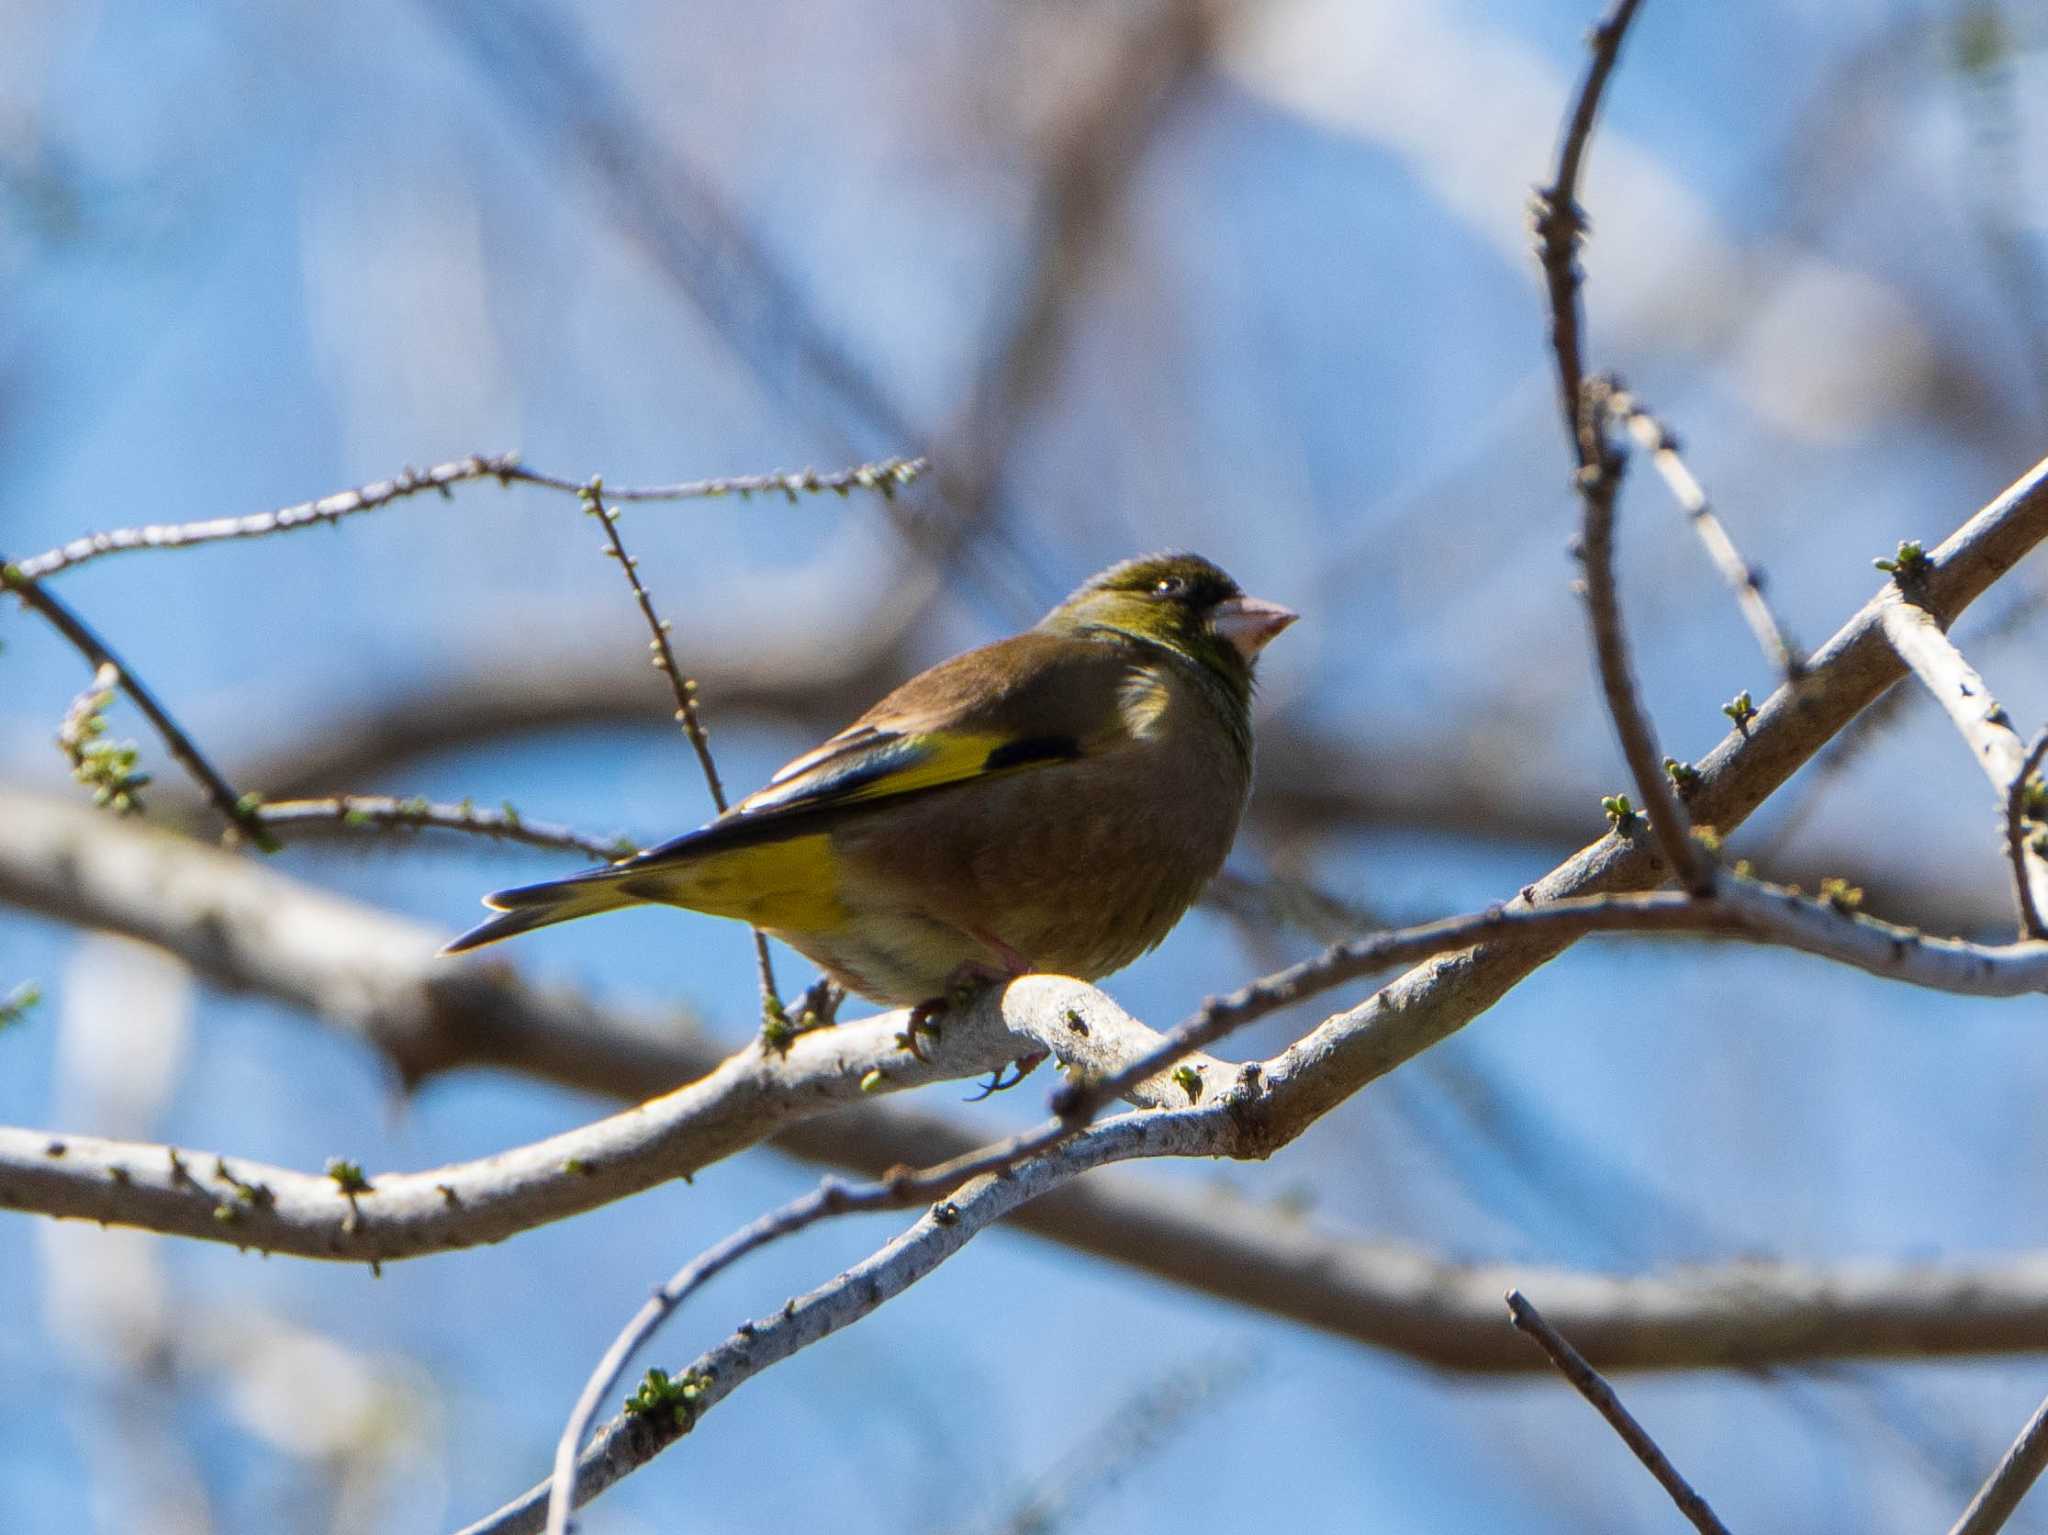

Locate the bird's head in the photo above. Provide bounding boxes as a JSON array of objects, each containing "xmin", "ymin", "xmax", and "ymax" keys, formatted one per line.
[{"xmin": 1041, "ymin": 552, "xmax": 1297, "ymax": 702}]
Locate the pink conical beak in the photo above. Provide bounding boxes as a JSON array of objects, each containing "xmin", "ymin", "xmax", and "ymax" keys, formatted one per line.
[{"xmin": 1212, "ymin": 594, "xmax": 1298, "ymax": 660}]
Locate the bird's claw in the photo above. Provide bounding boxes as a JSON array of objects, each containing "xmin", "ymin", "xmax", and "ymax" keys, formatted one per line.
[
  {"xmin": 896, "ymin": 1001, "xmax": 945, "ymax": 1064},
  {"xmin": 964, "ymin": 1050, "xmax": 1047, "ymax": 1102},
  {"xmin": 899, "ymin": 963, "xmax": 1013, "ymax": 1062}
]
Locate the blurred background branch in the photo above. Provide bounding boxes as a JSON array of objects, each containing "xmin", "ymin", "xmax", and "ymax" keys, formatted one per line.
[{"xmin": 7, "ymin": 0, "xmax": 2048, "ymax": 1529}]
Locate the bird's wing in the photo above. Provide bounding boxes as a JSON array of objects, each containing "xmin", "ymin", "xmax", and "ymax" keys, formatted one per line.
[{"xmin": 628, "ymin": 632, "xmax": 1152, "ymax": 862}]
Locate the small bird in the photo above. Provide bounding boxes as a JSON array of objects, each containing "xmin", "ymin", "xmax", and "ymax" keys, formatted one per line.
[{"xmin": 443, "ymin": 553, "xmax": 1296, "ymax": 1008}]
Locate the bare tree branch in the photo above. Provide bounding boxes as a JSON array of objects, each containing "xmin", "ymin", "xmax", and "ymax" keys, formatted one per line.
[
  {"xmin": 9, "ymin": 453, "xmax": 925, "ymax": 583},
  {"xmin": 578, "ymin": 479, "xmax": 782, "ymax": 1016},
  {"xmin": 459, "ymin": 1112, "xmax": 1195, "ymax": 1535},
  {"xmin": 0, "ymin": 936, "xmax": 1202, "ymax": 1263},
  {"xmin": 1542, "ymin": 75, "xmax": 1696, "ymax": 893},
  {"xmin": 2, "ymin": 564, "xmax": 274, "ymax": 849},
  {"xmin": 1569, "ymin": 380, "xmax": 1710, "ymax": 891},
  {"xmin": 1950, "ymin": 1388, "xmax": 2048, "ymax": 1535},
  {"xmin": 1507, "ymin": 1289, "xmax": 1732, "ymax": 1535},
  {"xmin": 1248, "ymin": 451, "xmax": 2048, "ymax": 1141},
  {"xmin": 1879, "ymin": 591, "xmax": 2048, "ymax": 934},
  {"xmin": 2009, "ymin": 729, "xmax": 2048, "ymax": 940},
  {"xmin": 1531, "ymin": 0, "xmax": 1645, "ymax": 444},
  {"xmin": 17, "ymin": 791, "xmax": 2048, "ymax": 1378},
  {"xmin": 507, "ymin": 435, "xmax": 2048, "ymax": 1518},
  {"xmin": 12, "ymin": 811, "xmax": 2046, "ymax": 1267},
  {"xmin": 1607, "ymin": 385, "xmax": 1804, "ymax": 678},
  {"xmin": 251, "ymin": 794, "xmax": 636, "ymax": 860},
  {"xmin": 4, "ymin": 453, "xmax": 926, "ymax": 874},
  {"xmin": 1531, "ymin": 0, "xmax": 1708, "ymax": 892},
  {"xmin": 470, "ymin": 1093, "xmax": 2048, "ymax": 1535}
]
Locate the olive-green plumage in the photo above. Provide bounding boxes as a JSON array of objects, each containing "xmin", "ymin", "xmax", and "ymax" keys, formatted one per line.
[{"xmin": 443, "ymin": 553, "xmax": 1297, "ymax": 1006}]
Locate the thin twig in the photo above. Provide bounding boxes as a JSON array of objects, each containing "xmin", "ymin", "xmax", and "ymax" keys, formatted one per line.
[
  {"xmin": 505, "ymin": 456, "xmax": 924, "ymax": 505},
  {"xmin": 1506, "ymin": 1290, "xmax": 1732, "ymax": 1535},
  {"xmin": 1531, "ymin": 0, "xmax": 1707, "ymax": 892},
  {"xmin": 1879, "ymin": 594, "xmax": 2030, "ymax": 788},
  {"xmin": 251, "ymin": 796, "xmax": 636, "ymax": 862},
  {"xmin": 11, "ymin": 454, "xmax": 927, "ymax": 583},
  {"xmin": 1, "ymin": 567, "xmax": 276, "ymax": 849},
  {"xmin": 1531, "ymin": 0, "xmax": 1646, "ymax": 443},
  {"xmin": 1761, "ymin": 582, "xmax": 2044, "ymax": 861},
  {"xmin": 1606, "ymin": 386, "xmax": 1804, "ymax": 678},
  {"xmin": 11, "ymin": 456, "xmax": 521, "ymax": 581},
  {"xmin": 2004, "ymin": 728, "xmax": 2048, "ymax": 940},
  {"xmin": 580, "ymin": 481, "xmax": 782, "ymax": 1016},
  {"xmin": 1949, "ymin": 1388, "xmax": 2048, "ymax": 1535},
  {"xmin": 542, "ymin": 1181, "xmax": 875, "ymax": 1535},
  {"xmin": 1572, "ymin": 383, "xmax": 1707, "ymax": 891}
]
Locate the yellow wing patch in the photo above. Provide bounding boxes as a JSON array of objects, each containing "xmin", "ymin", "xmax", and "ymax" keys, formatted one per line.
[{"xmin": 623, "ymin": 831, "xmax": 846, "ymax": 932}]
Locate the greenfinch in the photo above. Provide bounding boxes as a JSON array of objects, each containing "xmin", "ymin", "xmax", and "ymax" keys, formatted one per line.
[{"xmin": 443, "ymin": 553, "xmax": 1296, "ymax": 1006}]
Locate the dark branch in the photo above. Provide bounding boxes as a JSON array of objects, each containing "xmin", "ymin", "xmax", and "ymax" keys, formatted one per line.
[{"xmin": 1507, "ymin": 1290, "xmax": 1732, "ymax": 1535}]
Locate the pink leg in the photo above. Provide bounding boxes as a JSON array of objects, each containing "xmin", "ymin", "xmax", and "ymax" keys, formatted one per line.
[{"xmin": 900, "ymin": 933, "xmax": 1034, "ymax": 1064}]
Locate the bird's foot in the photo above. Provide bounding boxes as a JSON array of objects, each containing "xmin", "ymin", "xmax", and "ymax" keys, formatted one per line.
[
  {"xmin": 897, "ymin": 998, "xmax": 946, "ymax": 1063},
  {"xmin": 965, "ymin": 1051, "xmax": 1048, "ymax": 1102},
  {"xmin": 898, "ymin": 960, "xmax": 1017, "ymax": 1062}
]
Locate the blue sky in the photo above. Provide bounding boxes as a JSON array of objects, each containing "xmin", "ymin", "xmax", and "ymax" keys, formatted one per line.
[{"xmin": 5, "ymin": 2, "xmax": 2048, "ymax": 1530}]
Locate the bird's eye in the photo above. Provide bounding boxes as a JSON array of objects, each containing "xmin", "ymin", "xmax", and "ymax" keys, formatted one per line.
[{"xmin": 1151, "ymin": 575, "xmax": 1188, "ymax": 598}]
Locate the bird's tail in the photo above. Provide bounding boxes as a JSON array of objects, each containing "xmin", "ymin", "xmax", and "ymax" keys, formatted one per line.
[
  {"xmin": 441, "ymin": 817, "xmax": 840, "ymax": 956},
  {"xmin": 439, "ymin": 865, "xmax": 644, "ymax": 955}
]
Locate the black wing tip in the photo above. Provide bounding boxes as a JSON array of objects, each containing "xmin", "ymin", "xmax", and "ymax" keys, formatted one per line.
[
  {"xmin": 439, "ymin": 914, "xmax": 510, "ymax": 956},
  {"xmin": 438, "ymin": 889, "xmax": 552, "ymax": 956}
]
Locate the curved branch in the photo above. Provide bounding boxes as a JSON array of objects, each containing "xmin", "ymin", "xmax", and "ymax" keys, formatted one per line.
[
  {"xmin": 0, "ymin": 953, "xmax": 1195, "ymax": 1263},
  {"xmin": 9, "ymin": 453, "xmax": 926, "ymax": 583},
  {"xmin": 1251, "ymin": 452, "xmax": 2048, "ymax": 1139},
  {"xmin": 13, "ymin": 792, "xmax": 2043, "ymax": 1266},
  {"xmin": 251, "ymin": 794, "xmax": 636, "ymax": 860},
  {"xmin": 464, "ymin": 1106, "xmax": 2048, "ymax": 1535},
  {"xmin": 1530, "ymin": 0, "xmax": 1704, "ymax": 893}
]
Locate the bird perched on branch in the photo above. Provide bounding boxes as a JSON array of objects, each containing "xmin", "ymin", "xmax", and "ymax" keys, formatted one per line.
[{"xmin": 444, "ymin": 552, "xmax": 1297, "ymax": 1008}]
